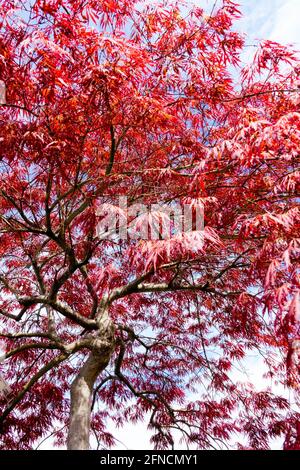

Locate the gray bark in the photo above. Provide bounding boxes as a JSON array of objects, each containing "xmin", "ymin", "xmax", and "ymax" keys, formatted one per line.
[{"xmin": 67, "ymin": 312, "xmax": 115, "ymax": 450}]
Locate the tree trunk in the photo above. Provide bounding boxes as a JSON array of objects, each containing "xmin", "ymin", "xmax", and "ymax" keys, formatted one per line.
[{"xmin": 67, "ymin": 320, "xmax": 115, "ymax": 450}]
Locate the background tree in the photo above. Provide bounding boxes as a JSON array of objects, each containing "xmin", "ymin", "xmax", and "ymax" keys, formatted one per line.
[{"xmin": 0, "ymin": 0, "xmax": 299, "ymax": 450}]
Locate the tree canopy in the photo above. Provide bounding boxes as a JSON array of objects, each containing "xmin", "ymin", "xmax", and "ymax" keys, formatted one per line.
[{"xmin": 0, "ymin": 0, "xmax": 299, "ymax": 450}]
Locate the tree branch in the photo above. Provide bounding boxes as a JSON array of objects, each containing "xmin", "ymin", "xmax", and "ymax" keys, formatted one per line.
[
  {"xmin": 0, "ymin": 352, "xmax": 68, "ymax": 428},
  {"xmin": 105, "ymin": 124, "xmax": 116, "ymax": 176}
]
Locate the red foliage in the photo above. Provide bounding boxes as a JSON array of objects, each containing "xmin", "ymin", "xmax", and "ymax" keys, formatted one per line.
[{"xmin": 0, "ymin": 0, "xmax": 299, "ymax": 450}]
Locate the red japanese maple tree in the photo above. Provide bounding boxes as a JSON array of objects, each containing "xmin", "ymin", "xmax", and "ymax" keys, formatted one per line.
[{"xmin": 0, "ymin": 0, "xmax": 299, "ymax": 450}]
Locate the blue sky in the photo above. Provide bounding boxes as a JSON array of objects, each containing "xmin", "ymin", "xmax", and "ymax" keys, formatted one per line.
[
  {"xmin": 239, "ymin": 0, "xmax": 300, "ymax": 46},
  {"xmin": 200, "ymin": 0, "xmax": 300, "ymax": 46}
]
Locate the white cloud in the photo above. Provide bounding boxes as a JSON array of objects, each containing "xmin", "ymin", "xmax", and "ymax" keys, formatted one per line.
[
  {"xmin": 239, "ymin": 0, "xmax": 300, "ymax": 45},
  {"xmin": 268, "ymin": 0, "xmax": 300, "ymax": 44}
]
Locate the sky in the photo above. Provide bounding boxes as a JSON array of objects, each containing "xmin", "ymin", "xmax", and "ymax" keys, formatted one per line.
[
  {"xmin": 200, "ymin": 0, "xmax": 300, "ymax": 46},
  {"xmin": 34, "ymin": 0, "xmax": 299, "ymax": 450},
  {"xmin": 239, "ymin": 0, "xmax": 300, "ymax": 46}
]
